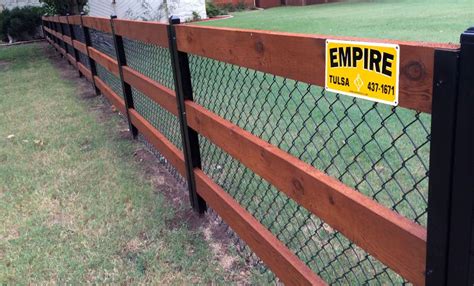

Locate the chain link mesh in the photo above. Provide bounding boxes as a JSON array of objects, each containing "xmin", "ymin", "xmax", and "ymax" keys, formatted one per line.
[
  {"xmin": 123, "ymin": 38, "xmax": 182, "ymax": 150},
  {"xmin": 188, "ymin": 55, "xmax": 430, "ymax": 284},
  {"xmin": 72, "ymin": 25, "xmax": 85, "ymax": 43},
  {"xmin": 51, "ymin": 23, "xmax": 431, "ymax": 284},
  {"xmin": 90, "ymin": 29, "xmax": 116, "ymax": 58}
]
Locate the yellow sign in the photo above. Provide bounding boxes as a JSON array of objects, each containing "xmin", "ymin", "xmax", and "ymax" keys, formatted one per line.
[{"xmin": 325, "ymin": 40, "xmax": 400, "ymax": 106}]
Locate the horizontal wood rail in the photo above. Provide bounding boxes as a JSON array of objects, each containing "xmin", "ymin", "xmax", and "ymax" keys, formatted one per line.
[
  {"xmin": 175, "ymin": 25, "xmax": 460, "ymax": 113},
  {"xmin": 62, "ymin": 34, "xmax": 73, "ymax": 46},
  {"xmin": 44, "ymin": 26, "xmax": 62, "ymax": 40},
  {"xmin": 94, "ymin": 76, "xmax": 126, "ymax": 114},
  {"xmin": 129, "ymin": 109, "xmax": 186, "ymax": 176},
  {"xmin": 68, "ymin": 15, "xmax": 81, "ymax": 25},
  {"xmin": 113, "ymin": 19, "xmax": 169, "ymax": 48},
  {"xmin": 78, "ymin": 63, "xmax": 92, "ymax": 81},
  {"xmin": 122, "ymin": 66, "xmax": 178, "ymax": 116},
  {"xmin": 67, "ymin": 54, "xmax": 77, "ymax": 67},
  {"xmin": 184, "ymin": 100, "xmax": 427, "ymax": 285},
  {"xmin": 88, "ymin": 47, "xmax": 120, "ymax": 76},
  {"xmin": 58, "ymin": 16, "xmax": 68, "ymax": 24},
  {"xmin": 72, "ymin": 40, "xmax": 87, "ymax": 55},
  {"xmin": 82, "ymin": 16, "xmax": 112, "ymax": 33},
  {"xmin": 194, "ymin": 169, "xmax": 326, "ymax": 286},
  {"xmin": 129, "ymin": 106, "xmax": 325, "ymax": 285}
]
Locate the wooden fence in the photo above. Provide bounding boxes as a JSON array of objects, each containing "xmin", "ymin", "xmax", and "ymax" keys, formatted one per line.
[{"xmin": 41, "ymin": 14, "xmax": 474, "ymax": 286}]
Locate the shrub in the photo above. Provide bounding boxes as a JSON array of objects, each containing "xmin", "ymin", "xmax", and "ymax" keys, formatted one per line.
[
  {"xmin": 0, "ymin": 6, "xmax": 45, "ymax": 42},
  {"xmin": 206, "ymin": 2, "xmax": 227, "ymax": 18}
]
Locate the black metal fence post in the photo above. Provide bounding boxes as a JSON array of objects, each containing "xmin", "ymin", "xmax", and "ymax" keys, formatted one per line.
[
  {"xmin": 445, "ymin": 27, "xmax": 474, "ymax": 286},
  {"xmin": 80, "ymin": 12, "xmax": 100, "ymax": 96},
  {"xmin": 426, "ymin": 27, "xmax": 474, "ymax": 286},
  {"xmin": 168, "ymin": 16, "xmax": 207, "ymax": 214},
  {"xmin": 58, "ymin": 17, "xmax": 68, "ymax": 61},
  {"xmin": 55, "ymin": 19, "xmax": 63, "ymax": 56},
  {"xmin": 110, "ymin": 15, "xmax": 138, "ymax": 138},
  {"xmin": 425, "ymin": 49, "xmax": 460, "ymax": 285},
  {"xmin": 66, "ymin": 14, "xmax": 82, "ymax": 77}
]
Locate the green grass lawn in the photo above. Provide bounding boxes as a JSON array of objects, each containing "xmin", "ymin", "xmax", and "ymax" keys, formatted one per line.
[
  {"xmin": 0, "ymin": 44, "xmax": 247, "ymax": 284},
  {"xmin": 198, "ymin": 0, "xmax": 473, "ymax": 43}
]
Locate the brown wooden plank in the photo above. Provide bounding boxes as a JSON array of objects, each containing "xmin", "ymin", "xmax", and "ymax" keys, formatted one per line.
[
  {"xmin": 122, "ymin": 66, "xmax": 178, "ymax": 116},
  {"xmin": 113, "ymin": 19, "xmax": 169, "ymax": 48},
  {"xmin": 44, "ymin": 26, "xmax": 52, "ymax": 34},
  {"xmin": 58, "ymin": 16, "xmax": 68, "ymax": 24},
  {"xmin": 63, "ymin": 35, "xmax": 73, "ymax": 46},
  {"xmin": 185, "ymin": 101, "xmax": 427, "ymax": 285},
  {"xmin": 72, "ymin": 40, "xmax": 87, "ymax": 55},
  {"xmin": 68, "ymin": 15, "xmax": 81, "ymax": 25},
  {"xmin": 82, "ymin": 16, "xmax": 112, "ymax": 33},
  {"xmin": 176, "ymin": 25, "xmax": 459, "ymax": 113},
  {"xmin": 58, "ymin": 45, "xmax": 67, "ymax": 57},
  {"xmin": 94, "ymin": 76, "xmax": 126, "ymax": 114},
  {"xmin": 78, "ymin": 63, "xmax": 92, "ymax": 81},
  {"xmin": 88, "ymin": 47, "xmax": 120, "ymax": 76},
  {"xmin": 67, "ymin": 54, "xmax": 77, "ymax": 67},
  {"xmin": 129, "ymin": 109, "xmax": 187, "ymax": 176},
  {"xmin": 194, "ymin": 169, "xmax": 327, "ymax": 286}
]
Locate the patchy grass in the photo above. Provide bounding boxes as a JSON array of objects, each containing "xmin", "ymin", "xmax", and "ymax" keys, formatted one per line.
[
  {"xmin": 198, "ymin": 0, "xmax": 473, "ymax": 43},
  {"xmin": 0, "ymin": 44, "xmax": 243, "ymax": 284}
]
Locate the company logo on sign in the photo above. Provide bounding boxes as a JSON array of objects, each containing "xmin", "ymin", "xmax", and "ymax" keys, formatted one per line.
[{"xmin": 325, "ymin": 40, "xmax": 400, "ymax": 106}]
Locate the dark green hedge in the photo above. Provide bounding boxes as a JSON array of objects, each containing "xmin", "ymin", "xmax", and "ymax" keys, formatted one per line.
[{"xmin": 0, "ymin": 6, "xmax": 46, "ymax": 42}]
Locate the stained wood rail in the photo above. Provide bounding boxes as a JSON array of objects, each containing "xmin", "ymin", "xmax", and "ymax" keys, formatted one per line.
[
  {"xmin": 78, "ymin": 63, "xmax": 92, "ymax": 81},
  {"xmin": 88, "ymin": 47, "xmax": 120, "ymax": 76},
  {"xmin": 129, "ymin": 109, "xmax": 186, "ymax": 176},
  {"xmin": 72, "ymin": 40, "xmax": 87, "ymax": 55},
  {"xmin": 94, "ymin": 76, "xmax": 126, "ymax": 115},
  {"xmin": 113, "ymin": 19, "xmax": 169, "ymax": 48},
  {"xmin": 129, "ymin": 106, "xmax": 326, "ymax": 286},
  {"xmin": 184, "ymin": 100, "xmax": 427, "ymax": 285},
  {"xmin": 81, "ymin": 16, "xmax": 112, "ymax": 33},
  {"xmin": 106, "ymin": 59, "xmax": 428, "ymax": 284},
  {"xmin": 122, "ymin": 66, "xmax": 178, "ymax": 116},
  {"xmin": 175, "ymin": 25, "xmax": 460, "ymax": 113}
]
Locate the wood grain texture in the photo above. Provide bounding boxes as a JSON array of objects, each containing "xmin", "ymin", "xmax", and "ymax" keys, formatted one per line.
[
  {"xmin": 176, "ymin": 25, "xmax": 459, "ymax": 113},
  {"xmin": 194, "ymin": 169, "xmax": 327, "ymax": 286},
  {"xmin": 129, "ymin": 109, "xmax": 186, "ymax": 176},
  {"xmin": 122, "ymin": 67, "xmax": 178, "ymax": 116},
  {"xmin": 185, "ymin": 101, "xmax": 427, "ymax": 285},
  {"xmin": 113, "ymin": 19, "xmax": 169, "ymax": 48},
  {"xmin": 94, "ymin": 76, "xmax": 126, "ymax": 115},
  {"xmin": 88, "ymin": 47, "xmax": 120, "ymax": 76},
  {"xmin": 82, "ymin": 16, "xmax": 112, "ymax": 33}
]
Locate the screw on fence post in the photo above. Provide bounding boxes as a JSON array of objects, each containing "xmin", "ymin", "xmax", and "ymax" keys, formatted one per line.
[
  {"xmin": 110, "ymin": 15, "xmax": 138, "ymax": 139},
  {"xmin": 66, "ymin": 14, "xmax": 82, "ymax": 77},
  {"xmin": 80, "ymin": 12, "xmax": 100, "ymax": 96},
  {"xmin": 442, "ymin": 27, "xmax": 474, "ymax": 286},
  {"xmin": 425, "ymin": 46, "xmax": 460, "ymax": 285},
  {"xmin": 168, "ymin": 16, "xmax": 207, "ymax": 214}
]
